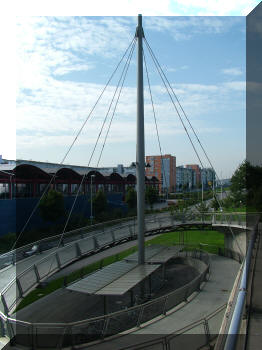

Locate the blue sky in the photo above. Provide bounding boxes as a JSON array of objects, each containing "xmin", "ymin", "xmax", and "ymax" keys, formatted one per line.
[{"xmin": 1, "ymin": 1, "xmax": 261, "ymax": 178}]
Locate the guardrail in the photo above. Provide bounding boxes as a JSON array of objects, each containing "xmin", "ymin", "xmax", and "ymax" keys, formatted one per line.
[
  {"xmin": 0, "ymin": 212, "xmax": 250, "ymax": 315},
  {"xmin": 0, "ymin": 211, "xmax": 257, "ymax": 349},
  {"xmin": 0, "ymin": 212, "xmax": 249, "ymax": 270},
  {"xmin": 0, "ymin": 250, "xmax": 210, "ymax": 349},
  {"xmin": 122, "ymin": 303, "xmax": 227, "ymax": 350},
  {"xmin": 215, "ymin": 215, "xmax": 260, "ymax": 350}
]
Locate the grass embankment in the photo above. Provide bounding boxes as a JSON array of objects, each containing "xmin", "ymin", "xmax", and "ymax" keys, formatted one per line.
[{"xmin": 16, "ymin": 229, "xmax": 223, "ymax": 312}]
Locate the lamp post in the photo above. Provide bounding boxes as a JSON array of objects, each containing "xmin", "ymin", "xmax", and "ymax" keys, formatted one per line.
[{"xmin": 90, "ymin": 174, "xmax": 95, "ymax": 225}]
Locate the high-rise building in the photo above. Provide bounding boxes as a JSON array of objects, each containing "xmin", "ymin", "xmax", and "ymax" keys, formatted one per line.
[
  {"xmin": 146, "ymin": 154, "xmax": 176, "ymax": 193},
  {"xmin": 186, "ymin": 164, "xmax": 201, "ymax": 185},
  {"xmin": 176, "ymin": 166, "xmax": 196, "ymax": 191},
  {"xmin": 201, "ymin": 168, "xmax": 216, "ymax": 189}
]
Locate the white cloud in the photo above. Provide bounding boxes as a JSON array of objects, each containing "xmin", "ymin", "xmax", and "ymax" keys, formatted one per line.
[{"xmin": 221, "ymin": 67, "xmax": 243, "ymax": 76}]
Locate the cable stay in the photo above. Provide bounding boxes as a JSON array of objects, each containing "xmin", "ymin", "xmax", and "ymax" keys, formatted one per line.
[
  {"xmin": 143, "ymin": 48, "xmax": 169, "ymax": 200},
  {"xmin": 46, "ymin": 36, "xmax": 136, "ymax": 275},
  {"xmin": 143, "ymin": 37, "xmax": 223, "ymax": 210},
  {"xmin": 11, "ymin": 36, "xmax": 136, "ymax": 251},
  {"xmin": 144, "ymin": 38, "xmax": 224, "ymax": 193},
  {"xmin": 143, "ymin": 37, "xmax": 244, "ymax": 256}
]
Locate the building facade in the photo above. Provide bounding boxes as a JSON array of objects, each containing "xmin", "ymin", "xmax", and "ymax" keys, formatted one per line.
[
  {"xmin": 201, "ymin": 168, "xmax": 216, "ymax": 189},
  {"xmin": 185, "ymin": 164, "xmax": 201, "ymax": 185},
  {"xmin": 176, "ymin": 166, "xmax": 196, "ymax": 191},
  {"xmin": 146, "ymin": 154, "xmax": 176, "ymax": 193}
]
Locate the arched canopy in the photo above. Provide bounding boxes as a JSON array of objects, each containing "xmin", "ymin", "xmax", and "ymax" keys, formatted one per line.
[
  {"xmin": 15, "ymin": 164, "xmax": 50, "ymax": 180},
  {"xmin": 109, "ymin": 173, "xmax": 123, "ymax": 181},
  {"xmin": 125, "ymin": 174, "xmax": 136, "ymax": 182},
  {"xmin": 86, "ymin": 170, "xmax": 105, "ymax": 181},
  {"xmin": 56, "ymin": 168, "xmax": 82, "ymax": 180}
]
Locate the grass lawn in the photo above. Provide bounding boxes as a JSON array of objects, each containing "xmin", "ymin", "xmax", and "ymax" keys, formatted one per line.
[{"xmin": 15, "ymin": 229, "xmax": 223, "ymax": 312}]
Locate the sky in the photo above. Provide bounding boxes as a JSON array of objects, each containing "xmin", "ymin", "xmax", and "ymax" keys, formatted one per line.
[{"xmin": 1, "ymin": 1, "xmax": 261, "ymax": 178}]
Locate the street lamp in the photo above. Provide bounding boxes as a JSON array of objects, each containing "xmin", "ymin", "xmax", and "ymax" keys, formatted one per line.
[{"xmin": 90, "ymin": 174, "xmax": 95, "ymax": 226}]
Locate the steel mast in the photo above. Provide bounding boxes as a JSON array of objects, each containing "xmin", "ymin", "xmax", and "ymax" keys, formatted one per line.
[{"xmin": 136, "ymin": 14, "xmax": 145, "ymax": 265}]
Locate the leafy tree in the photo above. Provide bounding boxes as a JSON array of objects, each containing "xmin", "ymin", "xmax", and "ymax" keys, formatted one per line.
[
  {"xmin": 231, "ymin": 160, "xmax": 246, "ymax": 195},
  {"xmin": 145, "ymin": 186, "xmax": 159, "ymax": 210},
  {"xmin": 39, "ymin": 189, "xmax": 65, "ymax": 222},
  {"xmin": 125, "ymin": 187, "xmax": 137, "ymax": 210},
  {"xmin": 210, "ymin": 198, "xmax": 219, "ymax": 211},
  {"xmin": 92, "ymin": 190, "xmax": 107, "ymax": 216}
]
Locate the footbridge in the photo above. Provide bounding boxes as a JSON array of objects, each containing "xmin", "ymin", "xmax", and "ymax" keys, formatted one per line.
[{"xmin": 0, "ymin": 211, "xmax": 260, "ymax": 350}]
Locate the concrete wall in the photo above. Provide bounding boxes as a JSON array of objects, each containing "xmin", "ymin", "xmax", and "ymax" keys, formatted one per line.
[{"xmin": 213, "ymin": 225, "xmax": 247, "ymax": 255}]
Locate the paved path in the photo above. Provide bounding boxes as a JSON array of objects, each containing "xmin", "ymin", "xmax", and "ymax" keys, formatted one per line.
[
  {"xmin": 83, "ymin": 254, "xmax": 240, "ymax": 350},
  {"xmin": 1, "ymin": 253, "xmax": 240, "ymax": 350}
]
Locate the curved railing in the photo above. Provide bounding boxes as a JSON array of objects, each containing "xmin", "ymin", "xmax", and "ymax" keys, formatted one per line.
[
  {"xmin": 0, "ymin": 211, "xmax": 249, "ymax": 270},
  {"xmin": 0, "ymin": 250, "xmax": 210, "ymax": 349},
  {"xmin": 0, "ymin": 212, "xmax": 249, "ymax": 316},
  {"xmin": 0, "ymin": 211, "xmax": 257, "ymax": 349}
]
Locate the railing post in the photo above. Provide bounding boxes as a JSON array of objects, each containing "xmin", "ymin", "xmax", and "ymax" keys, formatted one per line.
[
  {"xmin": 111, "ymin": 229, "xmax": 116, "ymax": 243},
  {"xmin": 75, "ymin": 242, "xmax": 81, "ymax": 257},
  {"xmin": 1, "ymin": 294, "xmax": 9, "ymax": 316},
  {"xmin": 162, "ymin": 295, "xmax": 168, "ymax": 315},
  {"xmin": 203, "ymin": 319, "xmax": 211, "ymax": 346},
  {"xmin": 136, "ymin": 306, "xmax": 144, "ymax": 328},
  {"xmin": 33, "ymin": 264, "xmax": 40, "ymax": 283},
  {"xmin": 16, "ymin": 278, "xmax": 23, "ymax": 298},
  {"xmin": 55, "ymin": 253, "xmax": 61, "ymax": 270},
  {"xmin": 101, "ymin": 317, "xmax": 109, "ymax": 339}
]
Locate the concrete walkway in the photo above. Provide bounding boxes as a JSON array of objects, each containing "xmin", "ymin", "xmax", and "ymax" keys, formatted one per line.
[
  {"xmin": 83, "ymin": 254, "xmax": 240, "ymax": 350},
  {"xmin": 1, "ymin": 253, "xmax": 240, "ymax": 350}
]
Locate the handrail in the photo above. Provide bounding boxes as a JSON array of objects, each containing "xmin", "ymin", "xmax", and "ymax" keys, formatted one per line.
[
  {"xmin": 0, "ymin": 250, "xmax": 210, "ymax": 348},
  {"xmin": 223, "ymin": 216, "xmax": 260, "ymax": 350}
]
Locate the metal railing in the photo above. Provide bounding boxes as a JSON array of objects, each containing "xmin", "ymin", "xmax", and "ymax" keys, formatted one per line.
[
  {"xmin": 0, "ymin": 212, "xmax": 249, "ymax": 270},
  {"xmin": 0, "ymin": 250, "xmax": 210, "ymax": 349},
  {"xmin": 122, "ymin": 303, "xmax": 227, "ymax": 350},
  {"xmin": 216, "ymin": 215, "xmax": 260, "ymax": 350},
  {"xmin": 0, "ymin": 212, "xmax": 250, "ymax": 316},
  {"xmin": 0, "ymin": 211, "xmax": 257, "ymax": 349}
]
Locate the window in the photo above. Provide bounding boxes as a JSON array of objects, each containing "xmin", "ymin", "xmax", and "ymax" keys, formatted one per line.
[{"xmin": 0, "ymin": 183, "xmax": 9, "ymax": 199}]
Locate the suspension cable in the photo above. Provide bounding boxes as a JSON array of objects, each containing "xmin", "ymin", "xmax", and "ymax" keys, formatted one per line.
[
  {"xmin": 143, "ymin": 48, "xmax": 169, "ymax": 199},
  {"xmin": 46, "ymin": 38, "xmax": 137, "ymax": 275},
  {"xmin": 143, "ymin": 38, "xmax": 243, "ymax": 256},
  {"xmin": 96, "ymin": 39, "xmax": 136, "ymax": 167},
  {"xmin": 144, "ymin": 38, "xmax": 222, "ymax": 209},
  {"xmin": 11, "ymin": 36, "xmax": 136, "ymax": 251},
  {"xmin": 144, "ymin": 38, "xmax": 224, "ymax": 193}
]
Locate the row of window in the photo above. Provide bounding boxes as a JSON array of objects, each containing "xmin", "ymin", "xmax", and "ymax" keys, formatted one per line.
[{"xmin": 0, "ymin": 182, "xmax": 158, "ymax": 199}]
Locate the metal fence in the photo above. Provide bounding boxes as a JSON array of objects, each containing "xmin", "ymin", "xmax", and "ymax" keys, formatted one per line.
[
  {"xmin": 0, "ymin": 250, "xmax": 210, "ymax": 349},
  {"xmin": 122, "ymin": 303, "xmax": 227, "ymax": 350},
  {"xmin": 0, "ymin": 212, "xmax": 250, "ymax": 317},
  {"xmin": 0, "ymin": 212, "xmax": 250, "ymax": 270}
]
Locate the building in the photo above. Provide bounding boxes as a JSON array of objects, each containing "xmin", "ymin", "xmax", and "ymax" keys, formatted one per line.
[
  {"xmin": 176, "ymin": 166, "xmax": 196, "ymax": 191},
  {"xmin": 146, "ymin": 154, "xmax": 176, "ymax": 193},
  {"xmin": 201, "ymin": 168, "xmax": 216, "ymax": 189},
  {"xmin": 185, "ymin": 164, "xmax": 201, "ymax": 185}
]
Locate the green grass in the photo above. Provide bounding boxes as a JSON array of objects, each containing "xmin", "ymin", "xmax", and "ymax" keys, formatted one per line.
[
  {"xmin": 146, "ymin": 229, "xmax": 224, "ymax": 254},
  {"xmin": 15, "ymin": 229, "xmax": 223, "ymax": 312}
]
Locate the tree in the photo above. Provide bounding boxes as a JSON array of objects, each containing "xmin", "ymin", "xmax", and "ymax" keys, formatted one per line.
[
  {"xmin": 231, "ymin": 160, "xmax": 246, "ymax": 194},
  {"xmin": 145, "ymin": 186, "xmax": 159, "ymax": 210},
  {"xmin": 210, "ymin": 198, "xmax": 219, "ymax": 211},
  {"xmin": 39, "ymin": 189, "xmax": 65, "ymax": 222},
  {"xmin": 125, "ymin": 187, "xmax": 137, "ymax": 210},
  {"xmin": 92, "ymin": 190, "xmax": 107, "ymax": 217}
]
